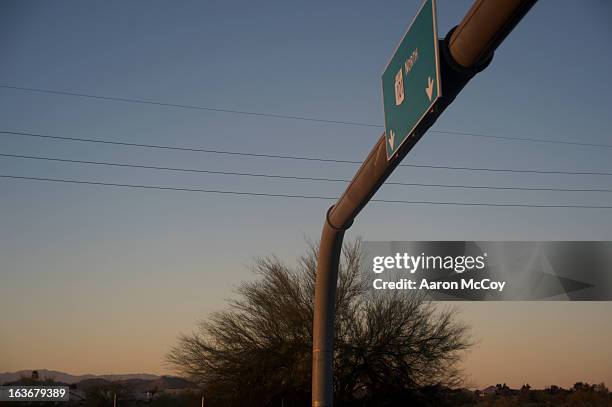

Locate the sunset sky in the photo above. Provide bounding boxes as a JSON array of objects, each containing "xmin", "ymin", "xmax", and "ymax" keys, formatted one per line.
[{"xmin": 1, "ymin": 0, "xmax": 611, "ymax": 389}]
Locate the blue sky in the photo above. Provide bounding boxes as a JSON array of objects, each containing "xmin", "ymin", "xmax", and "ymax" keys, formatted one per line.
[{"xmin": 1, "ymin": 0, "xmax": 611, "ymax": 387}]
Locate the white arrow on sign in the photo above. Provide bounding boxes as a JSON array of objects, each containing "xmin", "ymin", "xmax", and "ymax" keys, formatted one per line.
[
  {"xmin": 389, "ymin": 130, "xmax": 395, "ymax": 150},
  {"xmin": 425, "ymin": 76, "xmax": 434, "ymax": 101}
]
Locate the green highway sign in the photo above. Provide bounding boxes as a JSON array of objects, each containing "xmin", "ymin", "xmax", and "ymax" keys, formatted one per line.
[{"xmin": 382, "ymin": 0, "xmax": 441, "ymax": 160}]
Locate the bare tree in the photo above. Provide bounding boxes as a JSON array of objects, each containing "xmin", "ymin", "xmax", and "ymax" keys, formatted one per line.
[{"xmin": 167, "ymin": 240, "xmax": 471, "ymax": 406}]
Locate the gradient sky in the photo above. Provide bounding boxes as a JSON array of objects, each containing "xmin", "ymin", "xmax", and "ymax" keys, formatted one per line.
[{"xmin": 1, "ymin": 0, "xmax": 611, "ymax": 389}]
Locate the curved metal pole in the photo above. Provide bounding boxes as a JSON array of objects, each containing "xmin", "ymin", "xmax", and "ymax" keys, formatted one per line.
[
  {"xmin": 311, "ymin": 1, "xmax": 537, "ymax": 405},
  {"xmin": 311, "ymin": 210, "xmax": 347, "ymax": 406}
]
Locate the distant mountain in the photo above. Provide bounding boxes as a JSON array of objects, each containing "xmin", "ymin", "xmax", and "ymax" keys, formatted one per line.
[{"xmin": 0, "ymin": 370, "xmax": 159, "ymax": 385}]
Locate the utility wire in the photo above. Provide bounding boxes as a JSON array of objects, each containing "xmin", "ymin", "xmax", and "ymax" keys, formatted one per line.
[
  {"xmin": 2, "ymin": 85, "xmax": 611, "ymax": 149},
  {"xmin": 0, "ymin": 85, "xmax": 379, "ymax": 128},
  {"xmin": 2, "ymin": 130, "xmax": 612, "ymax": 176},
  {"xmin": 2, "ymin": 174, "xmax": 611, "ymax": 209},
  {"xmin": 431, "ymin": 130, "xmax": 612, "ymax": 148},
  {"xmin": 2, "ymin": 152, "xmax": 612, "ymax": 193}
]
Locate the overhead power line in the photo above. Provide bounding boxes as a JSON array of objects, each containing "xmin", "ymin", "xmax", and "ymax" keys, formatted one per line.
[
  {"xmin": 0, "ymin": 85, "xmax": 379, "ymax": 128},
  {"xmin": 3, "ymin": 130, "xmax": 612, "ymax": 176},
  {"xmin": 2, "ymin": 85, "xmax": 611, "ymax": 149},
  {"xmin": 2, "ymin": 152, "xmax": 612, "ymax": 193},
  {"xmin": 429, "ymin": 130, "xmax": 612, "ymax": 149},
  {"xmin": 2, "ymin": 174, "xmax": 611, "ymax": 209}
]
